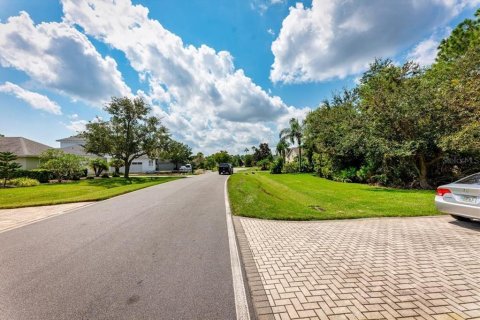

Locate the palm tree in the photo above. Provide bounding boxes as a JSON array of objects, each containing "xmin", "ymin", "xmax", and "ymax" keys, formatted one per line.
[
  {"xmin": 276, "ymin": 139, "xmax": 289, "ymax": 162},
  {"xmin": 279, "ymin": 118, "xmax": 304, "ymax": 170},
  {"xmin": 244, "ymin": 147, "xmax": 249, "ymax": 154}
]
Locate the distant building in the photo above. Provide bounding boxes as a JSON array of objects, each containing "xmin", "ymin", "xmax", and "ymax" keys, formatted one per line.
[
  {"xmin": 0, "ymin": 137, "xmax": 52, "ymax": 169},
  {"xmin": 57, "ymin": 136, "xmax": 176, "ymax": 173},
  {"xmin": 286, "ymin": 147, "xmax": 300, "ymax": 163}
]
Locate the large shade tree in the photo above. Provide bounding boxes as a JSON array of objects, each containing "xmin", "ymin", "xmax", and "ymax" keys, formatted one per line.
[{"xmin": 83, "ymin": 97, "xmax": 169, "ymax": 178}]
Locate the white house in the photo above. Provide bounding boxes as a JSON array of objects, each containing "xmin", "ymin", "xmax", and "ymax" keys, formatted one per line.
[{"xmin": 57, "ymin": 136, "xmax": 175, "ymax": 173}]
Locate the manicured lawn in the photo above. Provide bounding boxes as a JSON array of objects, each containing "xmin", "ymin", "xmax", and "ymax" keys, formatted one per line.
[
  {"xmin": 228, "ymin": 172, "xmax": 439, "ymax": 220},
  {"xmin": 0, "ymin": 177, "xmax": 181, "ymax": 209}
]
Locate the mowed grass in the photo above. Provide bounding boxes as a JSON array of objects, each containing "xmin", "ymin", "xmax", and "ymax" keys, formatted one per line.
[
  {"xmin": 0, "ymin": 177, "xmax": 181, "ymax": 209},
  {"xmin": 228, "ymin": 172, "xmax": 439, "ymax": 220}
]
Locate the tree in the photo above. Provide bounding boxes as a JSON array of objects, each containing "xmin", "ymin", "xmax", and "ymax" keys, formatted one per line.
[
  {"xmin": 165, "ymin": 140, "xmax": 192, "ymax": 170},
  {"xmin": 244, "ymin": 148, "xmax": 249, "ymax": 154},
  {"xmin": 244, "ymin": 154, "xmax": 254, "ymax": 167},
  {"xmin": 192, "ymin": 152, "xmax": 205, "ymax": 169},
  {"xmin": 213, "ymin": 150, "xmax": 231, "ymax": 164},
  {"xmin": 40, "ymin": 150, "xmax": 86, "ymax": 182},
  {"xmin": 90, "ymin": 158, "xmax": 109, "ymax": 177},
  {"xmin": 280, "ymin": 118, "xmax": 304, "ymax": 170},
  {"xmin": 83, "ymin": 97, "xmax": 169, "ymax": 178},
  {"xmin": 0, "ymin": 152, "xmax": 21, "ymax": 187},
  {"xmin": 437, "ymin": 9, "xmax": 480, "ymax": 63},
  {"xmin": 109, "ymin": 158, "xmax": 125, "ymax": 176},
  {"xmin": 276, "ymin": 139, "xmax": 290, "ymax": 162},
  {"xmin": 253, "ymin": 143, "xmax": 273, "ymax": 164}
]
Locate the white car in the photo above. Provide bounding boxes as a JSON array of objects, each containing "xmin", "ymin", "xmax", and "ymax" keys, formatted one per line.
[
  {"xmin": 435, "ymin": 173, "xmax": 480, "ymax": 222},
  {"xmin": 179, "ymin": 164, "xmax": 192, "ymax": 173}
]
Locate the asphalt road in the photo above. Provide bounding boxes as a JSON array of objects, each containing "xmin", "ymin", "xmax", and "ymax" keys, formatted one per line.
[{"xmin": 0, "ymin": 173, "xmax": 237, "ymax": 320}]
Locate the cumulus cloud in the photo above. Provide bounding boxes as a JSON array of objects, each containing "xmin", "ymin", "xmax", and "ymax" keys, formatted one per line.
[
  {"xmin": 271, "ymin": 0, "xmax": 479, "ymax": 83},
  {"xmin": 407, "ymin": 37, "xmax": 440, "ymax": 66},
  {"xmin": 0, "ymin": 81, "xmax": 62, "ymax": 115},
  {"xmin": 61, "ymin": 0, "xmax": 303, "ymax": 153},
  {"xmin": 0, "ymin": 11, "xmax": 130, "ymax": 105},
  {"xmin": 65, "ymin": 119, "xmax": 88, "ymax": 132}
]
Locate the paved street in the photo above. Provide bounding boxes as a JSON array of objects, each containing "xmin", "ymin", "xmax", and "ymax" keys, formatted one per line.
[
  {"xmin": 238, "ymin": 216, "xmax": 480, "ymax": 320},
  {"xmin": 0, "ymin": 173, "xmax": 237, "ymax": 320}
]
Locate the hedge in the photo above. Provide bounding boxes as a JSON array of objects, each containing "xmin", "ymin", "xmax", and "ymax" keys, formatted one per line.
[{"xmin": 11, "ymin": 169, "xmax": 54, "ymax": 183}]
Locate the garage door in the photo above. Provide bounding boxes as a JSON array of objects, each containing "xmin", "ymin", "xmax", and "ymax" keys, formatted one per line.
[{"xmin": 130, "ymin": 161, "xmax": 143, "ymax": 173}]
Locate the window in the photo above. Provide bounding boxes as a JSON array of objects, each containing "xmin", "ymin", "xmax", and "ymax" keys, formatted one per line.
[
  {"xmin": 149, "ymin": 160, "xmax": 154, "ymax": 166},
  {"xmin": 132, "ymin": 162, "xmax": 142, "ymax": 165}
]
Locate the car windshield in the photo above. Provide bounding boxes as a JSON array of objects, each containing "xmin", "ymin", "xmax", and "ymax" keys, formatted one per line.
[{"xmin": 457, "ymin": 173, "xmax": 480, "ymax": 185}]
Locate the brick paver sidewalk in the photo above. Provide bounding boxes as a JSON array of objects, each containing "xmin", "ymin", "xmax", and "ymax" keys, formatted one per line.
[{"xmin": 236, "ymin": 216, "xmax": 480, "ymax": 320}]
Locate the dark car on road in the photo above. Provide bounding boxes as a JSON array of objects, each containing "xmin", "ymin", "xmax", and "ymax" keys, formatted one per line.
[{"xmin": 218, "ymin": 163, "xmax": 233, "ymax": 175}]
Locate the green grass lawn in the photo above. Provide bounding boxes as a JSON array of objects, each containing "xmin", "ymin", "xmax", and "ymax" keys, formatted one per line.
[
  {"xmin": 0, "ymin": 177, "xmax": 181, "ymax": 209},
  {"xmin": 228, "ymin": 172, "xmax": 439, "ymax": 220}
]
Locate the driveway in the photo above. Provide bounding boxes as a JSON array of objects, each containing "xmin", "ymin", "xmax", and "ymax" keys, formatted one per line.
[
  {"xmin": 236, "ymin": 216, "xmax": 480, "ymax": 320},
  {"xmin": 0, "ymin": 173, "xmax": 240, "ymax": 320}
]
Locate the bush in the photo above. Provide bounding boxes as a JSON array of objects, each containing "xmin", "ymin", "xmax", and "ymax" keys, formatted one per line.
[
  {"xmin": 112, "ymin": 172, "xmax": 120, "ymax": 177},
  {"xmin": 270, "ymin": 158, "xmax": 284, "ymax": 174},
  {"xmin": 244, "ymin": 154, "xmax": 254, "ymax": 167},
  {"xmin": 284, "ymin": 161, "xmax": 299, "ymax": 173},
  {"xmin": 101, "ymin": 173, "xmax": 110, "ymax": 178},
  {"xmin": 86, "ymin": 176, "xmax": 95, "ymax": 180},
  {"xmin": 194, "ymin": 169, "xmax": 205, "ymax": 175},
  {"xmin": 11, "ymin": 169, "xmax": 53, "ymax": 183},
  {"xmin": 332, "ymin": 167, "xmax": 357, "ymax": 183},
  {"xmin": 257, "ymin": 159, "xmax": 271, "ymax": 171},
  {"xmin": 7, "ymin": 177, "xmax": 40, "ymax": 187}
]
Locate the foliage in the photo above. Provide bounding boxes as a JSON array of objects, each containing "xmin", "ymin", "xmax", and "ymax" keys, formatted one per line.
[
  {"xmin": 83, "ymin": 97, "xmax": 169, "ymax": 178},
  {"xmin": 303, "ymin": 13, "xmax": 480, "ymax": 189},
  {"xmin": 90, "ymin": 158, "xmax": 109, "ymax": 177},
  {"xmin": 40, "ymin": 150, "xmax": 86, "ymax": 182},
  {"xmin": 0, "ymin": 177, "xmax": 180, "ymax": 209},
  {"xmin": 0, "ymin": 152, "xmax": 22, "ymax": 187},
  {"xmin": 213, "ymin": 150, "xmax": 231, "ymax": 164},
  {"xmin": 280, "ymin": 118, "xmax": 304, "ymax": 170},
  {"xmin": 244, "ymin": 154, "xmax": 254, "ymax": 167},
  {"xmin": 231, "ymin": 155, "xmax": 243, "ymax": 167},
  {"xmin": 192, "ymin": 152, "xmax": 205, "ymax": 169},
  {"xmin": 437, "ymin": 9, "xmax": 480, "ymax": 63},
  {"xmin": 7, "ymin": 177, "xmax": 40, "ymax": 187},
  {"xmin": 101, "ymin": 172, "xmax": 110, "ymax": 178},
  {"xmin": 253, "ymin": 143, "xmax": 273, "ymax": 163},
  {"xmin": 11, "ymin": 169, "xmax": 53, "ymax": 183},
  {"xmin": 228, "ymin": 172, "xmax": 438, "ymax": 221},
  {"xmin": 276, "ymin": 139, "xmax": 290, "ymax": 162},
  {"xmin": 270, "ymin": 157, "xmax": 284, "ymax": 174},
  {"xmin": 257, "ymin": 158, "xmax": 271, "ymax": 171},
  {"xmin": 109, "ymin": 158, "xmax": 125, "ymax": 175},
  {"xmin": 164, "ymin": 140, "xmax": 192, "ymax": 170},
  {"xmin": 283, "ymin": 161, "xmax": 299, "ymax": 173}
]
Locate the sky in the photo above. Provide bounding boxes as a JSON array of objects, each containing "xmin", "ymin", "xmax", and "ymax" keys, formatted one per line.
[{"xmin": 0, "ymin": 0, "xmax": 478, "ymax": 154}]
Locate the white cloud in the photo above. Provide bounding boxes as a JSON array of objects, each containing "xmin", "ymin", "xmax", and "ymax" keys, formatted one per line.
[
  {"xmin": 65, "ymin": 119, "xmax": 88, "ymax": 132},
  {"xmin": 0, "ymin": 81, "xmax": 62, "ymax": 115},
  {"xmin": 271, "ymin": 0, "xmax": 479, "ymax": 83},
  {"xmin": 0, "ymin": 11, "xmax": 130, "ymax": 105},
  {"xmin": 407, "ymin": 37, "xmax": 440, "ymax": 66},
  {"xmin": 61, "ymin": 0, "xmax": 304, "ymax": 153},
  {"xmin": 267, "ymin": 28, "xmax": 275, "ymax": 36},
  {"xmin": 251, "ymin": 0, "xmax": 284, "ymax": 14}
]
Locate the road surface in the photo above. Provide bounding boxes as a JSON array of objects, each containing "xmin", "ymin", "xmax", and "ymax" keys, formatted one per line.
[{"xmin": 0, "ymin": 173, "xmax": 238, "ymax": 319}]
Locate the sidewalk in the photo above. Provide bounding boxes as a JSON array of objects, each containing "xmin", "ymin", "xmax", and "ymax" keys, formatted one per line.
[{"xmin": 0, "ymin": 202, "xmax": 93, "ymax": 233}]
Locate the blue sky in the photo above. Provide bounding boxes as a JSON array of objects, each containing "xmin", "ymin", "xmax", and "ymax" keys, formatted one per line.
[{"xmin": 0, "ymin": 0, "xmax": 478, "ymax": 154}]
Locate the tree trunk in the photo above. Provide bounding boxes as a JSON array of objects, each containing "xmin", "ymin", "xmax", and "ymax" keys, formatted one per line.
[
  {"xmin": 417, "ymin": 155, "xmax": 431, "ymax": 189},
  {"xmin": 115, "ymin": 167, "xmax": 120, "ymax": 174},
  {"xmin": 298, "ymin": 147, "xmax": 302, "ymax": 172},
  {"xmin": 124, "ymin": 158, "xmax": 130, "ymax": 179},
  {"xmin": 3, "ymin": 177, "xmax": 6, "ymax": 188}
]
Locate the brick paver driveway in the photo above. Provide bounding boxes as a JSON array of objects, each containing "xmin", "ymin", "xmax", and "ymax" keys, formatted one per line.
[{"xmin": 235, "ymin": 216, "xmax": 480, "ymax": 320}]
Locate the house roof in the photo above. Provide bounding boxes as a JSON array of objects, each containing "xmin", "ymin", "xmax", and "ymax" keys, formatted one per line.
[
  {"xmin": 0, "ymin": 137, "xmax": 52, "ymax": 157},
  {"xmin": 56, "ymin": 134, "xmax": 85, "ymax": 142}
]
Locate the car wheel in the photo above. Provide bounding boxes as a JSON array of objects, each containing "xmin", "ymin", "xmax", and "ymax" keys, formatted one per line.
[{"xmin": 451, "ymin": 214, "xmax": 471, "ymax": 222}]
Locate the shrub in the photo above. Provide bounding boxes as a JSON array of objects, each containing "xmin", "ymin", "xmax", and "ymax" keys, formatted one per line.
[
  {"xmin": 244, "ymin": 154, "xmax": 254, "ymax": 167},
  {"xmin": 284, "ymin": 161, "xmax": 299, "ymax": 173},
  {"xmin": 11, "ymin": 169, "xmax": 54, "ymax": 183},
  {"xmin": 101, "ymin": 173, "xmax": 110, "ymax": 178},
  {"xmin": 194, "ymin": 169, "xmax": 205, "ymax": 175},
  {"xmin": 86, "ymin": 176, "xmax": 95, "ymax": 180},
  {"xmin": 7, "ymin": 177, "xmax": 40, "ymax": 187},
  {"xmin": 90, "ymin": 158, "xmax": 109, "ymax": 177},
  {"xmin": 332, "ymin": 167, "xmax": 357, "ymax": 183},
  {"xmin": 270, "ymin": 158, "xmax": 284, "ymax": 174},
  {"xmin": 257, "ymin": 159, "xmax": 271, "ymax": 171},
  {"xmin": 112, "ymin": 172, "xmax": 120, "ymax": 177}
]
